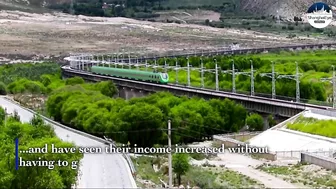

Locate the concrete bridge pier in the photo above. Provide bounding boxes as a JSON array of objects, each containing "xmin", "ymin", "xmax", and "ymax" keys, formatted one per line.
[
  {"xmin": 261, "ymin": 114, "xmax": 270, "ymax": 130},
  {"xmin": 118, "ymin": 87, "xmax": 149, "ymax": 100}
]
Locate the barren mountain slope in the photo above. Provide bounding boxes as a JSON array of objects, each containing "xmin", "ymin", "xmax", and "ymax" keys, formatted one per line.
[{"xmin": 241, "ymin": 0, "xmax": 336, "ymax": 19}]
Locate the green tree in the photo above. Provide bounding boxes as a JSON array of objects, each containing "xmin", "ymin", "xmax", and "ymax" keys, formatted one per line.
[
  {"xmin": 30, "ymin": 114, "xmax": 44, "ymax": 127},
  {"xmin": 40, "ymin": 74, "xmax": 52, "ymax": 86},
  {"xmin": 117, "ymin": 103, "xmax": 164, "ymax": 147},
  {"xmin": 12, "ymin": 110, "xmax": 20, "ymax": 122},
  {"xmin": 268, "ymin": 115, "xmax": 276, "ymax": 127},
  {"xmin": 0, "ymin": 82, "xmax": 7, "ymax": 95},
  {"xmin": 0, "ymin": 112, "xmax": 82, "ymax": 188},
  {"xmin": 173, "ymin": 153, "xmax": 190, "ymax": 186},
  {"xmin": 65, "ymin": 77, "xmax": 85, "ymax": 85},
  {"xmin": 247, "ymin": 113, "xmax": 264, "ymax": 131},
  {"xmin": 96, "ymin": 81, "xmax": 118, "ymax": 97},
  {"xmin": 0, "ymin": 106, "xmax": 5, "ymax": 124}
]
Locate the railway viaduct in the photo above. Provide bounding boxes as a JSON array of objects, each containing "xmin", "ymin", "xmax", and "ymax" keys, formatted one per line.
[{"xmin": 62, "ymin": 43, "xmax": 336, "ymax": 127}]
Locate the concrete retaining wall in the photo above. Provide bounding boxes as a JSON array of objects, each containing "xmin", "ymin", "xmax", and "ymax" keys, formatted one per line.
[
  {"xmin": 310, "ymin": 108, "xmax": 336, "ymax": 117},
  {"xmin": 215, "ymin": 132, "xmax": 262, "ymax": 142},
  {"xmin": 301, "ymin": 152, "xmax": 336, "ymax": 171},
  {"xmin": 213, "ymin": 135, "xmax": 277, "ymax": 161}
]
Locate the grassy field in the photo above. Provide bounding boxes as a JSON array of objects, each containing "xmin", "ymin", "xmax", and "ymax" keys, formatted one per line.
[
  {"xmin": 258, "ymin": 163, "xmax": 336, "ymax": 188},
  {"xmin": 287, "ymin": 116, "xmax": 336, "ymax": 138},
  {"xmin": 132, "ymin": 156, "xmax": 264, "ymax": 188}
]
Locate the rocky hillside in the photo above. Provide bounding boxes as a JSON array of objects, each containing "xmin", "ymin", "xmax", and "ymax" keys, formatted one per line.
[
  {"xmin": 240, "ymin": 0, "xmax": 336, "ymax": 19},
  {"xmin": 1, "ymin": 0, "xmax": 335, "ymax": 19}
]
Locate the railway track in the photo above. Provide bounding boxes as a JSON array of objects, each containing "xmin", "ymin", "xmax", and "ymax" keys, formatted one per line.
[{"xmin": 61, "ymin": 65, "xmax": 334, "ymax": 111}]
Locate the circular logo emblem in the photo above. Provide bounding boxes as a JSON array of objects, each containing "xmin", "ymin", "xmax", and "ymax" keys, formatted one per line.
[{"xmin": 307, "ymin": 2, "xmax": 333, "ymax": 28}]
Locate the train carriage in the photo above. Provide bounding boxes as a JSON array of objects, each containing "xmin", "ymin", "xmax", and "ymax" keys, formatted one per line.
[{"xmin": 91, "ymin": 66, "xmax": 169, "ymax": 84}]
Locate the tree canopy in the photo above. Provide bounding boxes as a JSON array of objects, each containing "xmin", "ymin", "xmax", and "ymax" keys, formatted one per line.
[
  {"xmin": 46, "ymin": 82, "xmax": 249, "ymax": 147},
  {"xmin": 173, "ymin": 153, "xmax": 190, "ymax": 186},
  {"xmin": 0, "ymin": 106, "xmax": 83, "ymax": 188}
]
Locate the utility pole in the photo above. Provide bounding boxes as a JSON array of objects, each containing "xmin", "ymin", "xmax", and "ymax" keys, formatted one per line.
[
  {"xmin": 114, "ymin": 54, "xmax": 117, "ymax": 68},
  {"xmin": 277, "ymin": 61, "xmax": 301, "ymax": 102},
  {"xmin": 333, "ymin": 65, "xmax": 336, "ymax": 108},
  {"xmin": 295, "ymin": 61, "xmax": 300, "ymax": 102},
  {"xmin": 201, "ymin": 56, "xmax": 204, "ymax": 88},
  {"xmin": 175, "ymin": 58, "xmax": 178, "ymax": 84},
  {"xmin": 145, "ymin": 57, "xmax": 148, "ymax": 71},
  {"xmin": 272, "ymin": 61, "xmax": 276, "ymax": 99},
  {"xmin": 260, "ymin": 61, "xmax": 277, "ymax": 98},
  {"xmin": 154, "ymin": 58, "xmax": 157, "ymax": 72},
  {"xmin": 215, "ymin": 59, "xmax": 219, "ymax": 91},
  {"xmin": 187, "ymin": 57, "xmax": 190, "ymax": 87},
  {"xmin": 232, "ymin": 61, "xmax": 236, "ymax": 93},
  {"xmin": 164, "ymin": 58, "xmax": 167, "ymax": 73},
  {"xmin": 168, "ymin": 120, "xmax": 172, "ymax": 188},
  {"xmin": 321, "ymin": 65, "xmax": 336, "ymax": 108},
  {"xmin": 128, "ymin": 52, "xmax": 131, "ymax": 69},
  {"xmin": 250, "ymin": 60, "xmax": 254, "ymax": 96}
]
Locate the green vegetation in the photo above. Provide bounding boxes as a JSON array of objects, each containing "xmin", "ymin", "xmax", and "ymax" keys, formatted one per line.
[
  {"xmin": 258, "ymin": 163, "xmax": 336, "ymax": 188},
  {"xmin": 0, "ymin": 63, "xmax": 60, "ymax": 85},
  {"xmin": 246, "ymin": 113, "xmax": 264, "ymax": 131},
  {"xmin": 0, "ymin": 63, "xmax": 64, "ymax": 95},
  {"xmin": 0, "ymin": 107, "xmax": 83, "ymax": 188},
  {"xmin": 287, "ymin": 116, "xmax": 336, "ymax": 138},
  {"xmin": 0, "ymin": 82, "xmax": 7, "ymax": 95},
  {"xmin": 172, "ymin": 153, "xmax": 190, "ymax": 185},
  {"xmin": 46, "ymin": 82, "xmax": 248, "ymax": 146},
  {"xmin": 133, "ymin": 156, "xmax": 264, "ymax": 188}
]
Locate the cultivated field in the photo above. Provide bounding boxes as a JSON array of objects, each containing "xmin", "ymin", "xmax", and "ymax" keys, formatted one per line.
[{"xmin": 0, "ymin": 10, "xmax": 332, "ymax": 60}]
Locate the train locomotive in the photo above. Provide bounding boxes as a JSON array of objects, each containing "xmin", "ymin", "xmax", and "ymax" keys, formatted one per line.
[{"xmin": 91, "ymin": 66, "xmax": 169, "ymax": 84}]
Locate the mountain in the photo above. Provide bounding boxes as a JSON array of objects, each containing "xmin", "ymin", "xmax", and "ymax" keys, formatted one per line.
[
  {"xmin": 240, "ymin": 0, "xmax": 336, "ymax": 19},
  {"xmin": 0, "ymin": 0, "xmax": 335, "ymax": 19}
]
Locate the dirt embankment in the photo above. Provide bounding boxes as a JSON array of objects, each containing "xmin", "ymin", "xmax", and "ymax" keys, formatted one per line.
[{"xmin": 0, "ymin": 10, "xmax": 330, "ymax": 60}]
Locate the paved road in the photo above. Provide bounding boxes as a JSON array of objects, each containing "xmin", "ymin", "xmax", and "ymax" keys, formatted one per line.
[{"xmin": 0, "ymin": 97, "xmax": 137, "ymax": 188}]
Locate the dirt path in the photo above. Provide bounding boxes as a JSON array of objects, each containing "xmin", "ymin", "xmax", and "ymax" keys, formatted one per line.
[
  {"xmin": 191, "ymin": 151, "xmax": 298, "ymax": 188},
  {"xmin": 230, "ymin": 166, "xmax": 298, "ymax": 188}
]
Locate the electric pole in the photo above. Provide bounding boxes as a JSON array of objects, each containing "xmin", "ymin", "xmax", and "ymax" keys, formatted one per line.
[
  {"xmin": 272, "ymin": 61, "xmax": 276, "ymax": 99},
  {"xmin": 295, "ymin": 61, "xmax": 300, "ymax": 102},
  {"xmin": 128, "ymin": 52, "xmax": 131, "ymax": 69},
  {"xmin": 187, "ymin": 57, "xmax": 190, "ymax": 87},
  {"xmin": 260, "ymin": 61, "xmax": 277, "ymax": 99},
  {"xmin": 145, "ymin": 57, "xmax": 148, "ymax": 71},
  {"xmin": 333, "ymin": 65, "xmax": 336, "ymax": 108},
  {"xmin": 175, "ymin": 58, "xmax": 178, "ymax": 84},
  {"xmin": 201, "ymin": 56, "xmax": 204, "ymax": 88},
  {"xmin": 250, "ymin": 60, "xmax": 254, "ymax": 96},
  {"xmin": 277, "ymin": 61, "xmax": 301, "ymax": 102},
  {"xmin": 215, "ymin": 59, "xmax": 219, "ymax": 91},
  {"xmin": 321, "ymin": 65, "xmax": 336, "ymax": 108},
  {"xmin": 232, "ymin": 61, "xmax": 236, "ymax": 93},
  {"xmin": 168, "ymin": 120, "xmax": 172, "ymax": 188},
  {"xmin": 164, "ymin": 58, "xmax": 167, "ymax": 73}
]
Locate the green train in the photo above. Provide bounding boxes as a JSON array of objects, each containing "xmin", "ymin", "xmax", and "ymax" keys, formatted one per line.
[{"xmin": 91, "ymin": 66, "xmax": 169, "ymax": 84}]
